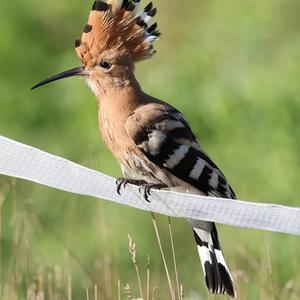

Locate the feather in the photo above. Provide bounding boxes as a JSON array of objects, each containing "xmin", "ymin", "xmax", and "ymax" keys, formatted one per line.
[
  {"xmin": 75, "ymin": 0, "xmax": 160, "ymax": 66},
  {"xmin": 193, "ymin": 226, "xmax": 236, "ymax": 297},
  {"xmin": 126, "ymin": 105, "xmax": 235, "ymax": 199}
]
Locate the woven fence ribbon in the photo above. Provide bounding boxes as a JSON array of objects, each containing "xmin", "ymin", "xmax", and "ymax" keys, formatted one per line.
[{"xmin": 0, "ymin": 135, "xmax": 300, "ymax": 235}]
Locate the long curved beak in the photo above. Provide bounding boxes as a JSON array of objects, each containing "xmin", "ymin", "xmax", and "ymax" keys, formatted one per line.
[{"xmin": 31, "ymin": 66, "xmax": 86, "ymax": 90}]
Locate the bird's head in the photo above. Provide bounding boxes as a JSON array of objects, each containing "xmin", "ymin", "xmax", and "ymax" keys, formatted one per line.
[{"xmin": 32, "ymin": 0, "xmax": 160, "ymax": 94}]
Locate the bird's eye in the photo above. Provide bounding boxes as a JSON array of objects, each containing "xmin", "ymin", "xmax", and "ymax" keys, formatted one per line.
[{"xmin": 99, "ymin": 61, "xmax": 111, "ymax": 69}]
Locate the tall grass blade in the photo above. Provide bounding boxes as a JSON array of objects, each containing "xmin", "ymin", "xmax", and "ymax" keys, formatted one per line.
[
  {"xmin": 94, "ymin": 284, "xmax": 97, "ymax": 300},
  {"xmin": 67, "ymin": 270, "xmax": 72, "ymax": 300},
  {"xmin": 117, "ymin": 279, "xmax": 121, "ymax": 300},
  {"xmin": 86, "ymin": 287, "xmax": 90, "ymax": 300},
  {"xmin": 151, "ymin": 213, "xmax": 175, "ymax": 300},
  {"xmin": 180, "ymin": 284, "xmax": 184, "ymax": 300},
  {"xmin": 168, "ymin": 217, "xmax": 180, "ymax": 299}
]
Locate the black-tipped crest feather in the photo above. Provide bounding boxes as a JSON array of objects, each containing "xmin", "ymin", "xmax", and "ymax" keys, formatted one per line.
[
  {"xmin": 136, "ymin": 17, "xmax": 148, "ymax": 28},
  {"xmin": 75, "ymin": 1, "xmax": 160, "ymax": 65},
  {"xmin": 125, "ymin": 1, "xmax": 135, "ymax": 11},
  {"xmin": 147, "ymin": 23, "xmax": 157, "ymax": 33},
  {"xmin": 122, "ymin": 0, "xmax": 130, "ymax": 8},
  {"xmin": 148, "ymin": 7, "xmax": 157, "ymax": 17},
  {"xmin": 144, "ymin": 2, "xmax": 153, "ymax": 12},
  {"xmin": 75, "ymin": 39, "xmax": 81, "ymax": 48},
  {"xmin": 83, "ymin": 24, "xmax": 92, "ymax": 33},
  {"xmin": 92, "ymin": 1, "xmax": 109, "ymax": 11}
]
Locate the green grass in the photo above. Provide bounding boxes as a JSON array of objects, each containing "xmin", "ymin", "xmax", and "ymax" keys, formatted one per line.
[{"xmin": 1, "ymin": 0, "xmax": 300, "ymax": 298}]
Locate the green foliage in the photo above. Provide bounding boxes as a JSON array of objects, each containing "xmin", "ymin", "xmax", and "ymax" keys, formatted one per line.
[{"xmin": 1, "ymin": 0, "xmax": 300, "ymax": 298}]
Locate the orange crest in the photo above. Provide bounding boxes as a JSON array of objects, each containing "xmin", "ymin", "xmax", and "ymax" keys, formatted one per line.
[{"xmin": 75, "ymin": 0, "xmax": 160, "ymax": 67}]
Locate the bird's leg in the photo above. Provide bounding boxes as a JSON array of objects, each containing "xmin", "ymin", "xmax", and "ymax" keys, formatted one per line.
[
  {"xmin": 116, "ymin": 178, "xmax": 147, "ymax": 195},
  {"xmin": 138, "ymin": 183, "xmax": 168, "ymax": 202}
]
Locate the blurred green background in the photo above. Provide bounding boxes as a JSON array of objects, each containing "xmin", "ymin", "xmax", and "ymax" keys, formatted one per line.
[{"xmin": 1, "ymin": 0, "xmax": 300, "ymax": 299}]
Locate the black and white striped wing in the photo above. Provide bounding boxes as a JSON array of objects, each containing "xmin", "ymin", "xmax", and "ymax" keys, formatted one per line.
[{"xmin": 127, "ymin": 106, "xmax": 235, "ymax": 199}]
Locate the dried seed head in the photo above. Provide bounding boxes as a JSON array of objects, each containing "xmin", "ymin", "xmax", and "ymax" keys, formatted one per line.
[{"xmin": 128, "ymin": 234, "xmax": 137, "ymax": 263}]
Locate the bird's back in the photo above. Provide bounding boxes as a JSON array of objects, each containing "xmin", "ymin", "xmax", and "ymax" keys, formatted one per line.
[{"xmin": 124, "ymin": 99, "xmax": 235, "ymax": 199}]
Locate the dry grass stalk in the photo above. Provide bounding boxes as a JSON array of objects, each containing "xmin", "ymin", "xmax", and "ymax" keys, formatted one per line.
[
  {"xmin": 37, "ymin": 270, "xmax": 45, "ymax": 300},
  {"xmin": 123, "ymin": 283, "xmax": 135, "ymax": 299},
  {"xmin": 67, "ymin": 270, "xmax": 72, "ymax": 300},
  {"xmin": 151, "ymin": 287, "xmax": 157, "ymax": 300},
  {"xmin": 128, "ymin": 234, "xmax": 144, "ymax": 299},
  {"xmin": 168, "ymin": 217, "xmax": 180, "ymax": 300},
  {"xmin": 94, "ymin": 284, "xmax": 97, "ymax": 300},
  {"xmin": 282, "ymin": 280, "xmax": 294, "ymax": 299},
  {"xmin": 151, "ymin": 213, "xmax": 175, "ymax": 300},
  {"xmin": 26, "ymin": 283, "xmax": 36, "ymax": 300},
  {"xmin": 267, "ymin": 247, "xmax": 277, "ymax": 300},
  {"xmin": 86, "ymin": 287, "xmax": 90, "ymax": 300},
  {"xmin": 98, "ymin": 202, "xmax": 113, "ymax": 299},
  {"xmin": 180, "ymin": 284, "xmax": 184, "ymax": 300},
  {"xmin": 117, "ymin": 279, "xmax": 121, "ymax": 300}
]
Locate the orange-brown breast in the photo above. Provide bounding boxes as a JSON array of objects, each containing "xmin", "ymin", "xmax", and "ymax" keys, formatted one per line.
[{"xmin": 97, "ymin": 83, "xmax": 145, "ymax": 168}]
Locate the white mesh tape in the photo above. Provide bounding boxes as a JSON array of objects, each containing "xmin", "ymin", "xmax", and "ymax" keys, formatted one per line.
[{"xmin": 0, "ymin": 135, "xmax": 299, "ymax": 235}]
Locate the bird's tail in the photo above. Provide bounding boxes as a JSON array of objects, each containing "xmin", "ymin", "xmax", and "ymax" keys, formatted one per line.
[{"xmin": 193, "ymin": 224, "xmax": 236, "ymax": 298}]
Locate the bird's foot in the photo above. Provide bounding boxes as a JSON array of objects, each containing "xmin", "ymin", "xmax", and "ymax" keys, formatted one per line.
[
  {"xmin": 116, "ymin": 179, "xmax": 167, "ymax": 202},
  {"xmin": 116, "ymin": 178, "xmax": 146, "ymax": 195},
  {"xmin": 138, "ymin": 183, "xmax": 168, "ymax": 202}
]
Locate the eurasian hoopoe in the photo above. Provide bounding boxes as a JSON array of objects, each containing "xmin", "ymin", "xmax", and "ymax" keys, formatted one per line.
[{"xmin": 32, "ymin": 1, "xmax": 237, "ymax": 297}]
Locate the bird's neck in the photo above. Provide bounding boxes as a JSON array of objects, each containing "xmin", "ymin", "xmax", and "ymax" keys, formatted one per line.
[
  {"xmin": 92, "ymin": 75, "xmax": 148, "ymax": 119},
  {"xmin": 90, "ymin": 74, "xmax": 148, "ymax": 161},
  {"xmin": 87, "ymin": 73, "xmax": 145, "ymax": 111}
]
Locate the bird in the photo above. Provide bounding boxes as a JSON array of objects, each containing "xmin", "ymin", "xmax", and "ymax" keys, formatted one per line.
[{"xmin": 32, "ymin": 0, "xmax": 237, "ymax": 297}]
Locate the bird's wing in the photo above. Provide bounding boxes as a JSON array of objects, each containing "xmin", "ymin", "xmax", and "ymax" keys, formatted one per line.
[{"xmin": 125, "ymin": 103, "xmax": 235, "ymax": 199}]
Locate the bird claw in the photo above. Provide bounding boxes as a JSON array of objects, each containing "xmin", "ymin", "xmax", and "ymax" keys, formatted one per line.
[
  {"xmin": 116, "ymin": 178, "xmax": 146, "ymax": 195},
  {"xmin": 138, "ymin": 183, "xmax": 168, "ymax": 202},
  {"xmin": 116, "ymin": 179, "xmax": 167, "ymax": 202},
  {"xmin": 116, "ymin": 178, "xmax": 127, "ymax": 195}
]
